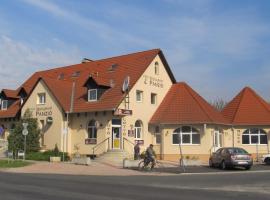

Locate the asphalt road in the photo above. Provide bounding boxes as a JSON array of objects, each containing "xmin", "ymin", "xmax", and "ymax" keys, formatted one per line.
[{"xmin": 0, "ymin": 170, "xmax": 270, "ymax": 200}]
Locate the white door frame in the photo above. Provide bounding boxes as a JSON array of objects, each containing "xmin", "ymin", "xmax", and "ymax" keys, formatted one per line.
[
  {"xmin": 112, "ymin": 125, "xmax": 121, "ymax": 149},
  {"xmin": 213, "ymin": 130, "xmax": 222, "ymax": 152}
]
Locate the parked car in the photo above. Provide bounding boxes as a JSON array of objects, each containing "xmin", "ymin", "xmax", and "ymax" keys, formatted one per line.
[
  {"xmin": 262, "ymin": 154, "xmax": 270, "ymax": 165},
  {"xmin": 209, "ymin": 147, "xmax": 253, "ymax": 170}
]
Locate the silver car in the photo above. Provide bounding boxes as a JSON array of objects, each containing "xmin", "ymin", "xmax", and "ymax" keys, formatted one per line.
[{"xmin": 209, "ymin": 147, "xmax": 253, "ymax": 170}]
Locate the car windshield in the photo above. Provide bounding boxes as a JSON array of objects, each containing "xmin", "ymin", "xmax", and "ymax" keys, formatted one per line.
[{"xmin": 227, "ymin": 148, "xmax": 248, "ymax": 154}]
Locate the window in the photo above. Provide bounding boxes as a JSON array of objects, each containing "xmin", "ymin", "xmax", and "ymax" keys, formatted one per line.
[
  {"xmin": 37, "ymin": 93, "xmax": 46, "ymax": 104},
  {"xmin": 155, "ymin": 126, "xmax": 161, "ymax": 144},
  {"xmin": 172, "ymin": 126, "xmax": 200, "ymax": 145},
  {"xmin": 87, "ymin": 120, "xmax": 97, "ymax": 139},
  {"xmin": 1, "ymin": 100, "xmax": 8, "ymax": 110},
  {"xmin": 136, "ymin": 90, "xmax": 143, "ymax": 102},
  {"xmin": 88, "ymin": 89, "xmax": 97, "ymax": 101},
  {"xmin": 134, "ymin": 120, "xmax": 143, "ymax": 139},
  {"xmin": 154, "ymin": 61, "xmax": 159, "ymax": 75},
  {"xmin": 151, "ymin": 93, "xmax": 157, "ymax": 105},
  {"xmin": 242, "ymin": 128, "xmax": 267, "ymax": 145}
]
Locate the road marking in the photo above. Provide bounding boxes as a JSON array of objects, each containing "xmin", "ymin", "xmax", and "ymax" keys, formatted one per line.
[
  {"xmin": 179, "ymin": 169, "xmax": 270, "ymax": 176},
  {"xmin": 151, "ymin": 183, "xmax": 270, "ymax": 195}
]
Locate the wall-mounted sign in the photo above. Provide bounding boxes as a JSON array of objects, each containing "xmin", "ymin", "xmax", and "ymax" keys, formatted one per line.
[
  {"xmin": 143, "ymin": 75, "xmax": 164, "ymax": 88},
  {"xmin": 114, "ymin": 109, "xmax": 132, "ymax": 116},
  {"xmin": 85, "ymin": 138, "xmax": 97, "ymax": 145},
  {"xmin": 36, "ymin": 107, "xmax": 52, "ymax": 117},
  {"xmin": 135, "ymin": 140, "xmax": 144, "ymax": 145}
]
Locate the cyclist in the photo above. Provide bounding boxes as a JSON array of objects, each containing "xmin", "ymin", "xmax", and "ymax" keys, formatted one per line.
[{"xmin": 145, "ymin": 144, "xmax": 156, "ymax": 168}]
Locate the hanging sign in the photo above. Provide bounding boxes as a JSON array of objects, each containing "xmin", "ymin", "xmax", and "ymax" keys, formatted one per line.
[{"xmin": 114, "ymin": 109, "xmax": 132, "ymax": 116}]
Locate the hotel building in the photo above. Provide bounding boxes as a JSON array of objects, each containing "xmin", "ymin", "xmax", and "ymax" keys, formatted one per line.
[{"xmin": 0, "ymin": 49, "xmax": 269, "ymax": 162}]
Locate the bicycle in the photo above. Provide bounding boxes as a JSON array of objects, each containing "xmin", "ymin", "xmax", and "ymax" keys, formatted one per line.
[{"xmin": 138, "ymin": 157, "xmax": 164, "ymax": 172}]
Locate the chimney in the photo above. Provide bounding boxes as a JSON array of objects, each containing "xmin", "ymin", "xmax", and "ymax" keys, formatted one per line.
[{"xmin": 81, "ymin": 58, "xmax": 94, "ymax": 63}]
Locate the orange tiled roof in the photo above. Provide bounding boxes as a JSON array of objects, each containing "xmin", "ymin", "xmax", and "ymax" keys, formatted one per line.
[
  {"xmin": 0, "ymin": 100, "xmax": 20, "ymax": 118},
  {"xmin": 150, "ymin": 82, "xmax": 228, "ymax": 125},
  {"xmin": 221, "ymin": 87, "xmax": 270, "ymax": 125},
  {"xmin": 2, "ymin": 89, "xmax": 19, "ymax": 99},
  {"xmin": 0, "ymin": 49, "xmax": 176, "ymax": 118}
]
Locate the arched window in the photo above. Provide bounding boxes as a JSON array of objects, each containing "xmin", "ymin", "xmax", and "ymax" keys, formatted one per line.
[
  {"xmin": 87, "ymin": 120, "xmax": 97, "ymax": 139},
  {"xmin": 134, "ymin": 120, "xmax": 143, "ymax": 139},
  {"xmin": 172, "ymin": 126, "xmax": 200, "ymax": 145},
  {"xmin": 154, "ymin": 61, "xmax": 159, "ymax": 75},
  {"xmin": 242, "ymin": 128, "xmax": 267, "ymax": 144}
]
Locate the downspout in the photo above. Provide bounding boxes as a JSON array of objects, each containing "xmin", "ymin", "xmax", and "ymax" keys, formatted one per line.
[
  {"xmin": 64, "ymin": 81, "xmax": 76, "ymax": 160},
  {"xmin": 231, "ymin": 126, "xmax": 235, "ymax": 147},
  {"xmin": 160, "ymin": 123, "xmax": 164, "ymax": 160}
]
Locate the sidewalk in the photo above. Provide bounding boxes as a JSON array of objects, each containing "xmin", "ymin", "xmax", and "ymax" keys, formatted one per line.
[{"xmin": 0, "ymin": 160, "xmax": 167, "ymax": 176}]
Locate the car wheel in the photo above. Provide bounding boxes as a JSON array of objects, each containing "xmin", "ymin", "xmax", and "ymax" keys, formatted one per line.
[
  {"xmin": 245, "ymin": 166, "xmax": 251, "ymax": 170},
  {"xmin": 221, "ymin": 160, "xmax": 227, "ymax": 170},
  {"xmin": 265, "ymin": 158, "xmax": 270, "ymax": 165}
]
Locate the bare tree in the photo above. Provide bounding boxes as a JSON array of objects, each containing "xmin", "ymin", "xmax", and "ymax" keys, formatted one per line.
[{"xmin": 209, "ymin": 98, "xmax": 227, "ymax": 111}]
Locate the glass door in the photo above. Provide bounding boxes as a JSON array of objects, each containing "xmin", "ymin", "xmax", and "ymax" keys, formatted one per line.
[
  {"xmin": 112, "ymin": 127, "xmax": 121, "ymax": 149},
  {"xmin": 213, "ymin": 131, "xmax": 222, "ymax": 152}
]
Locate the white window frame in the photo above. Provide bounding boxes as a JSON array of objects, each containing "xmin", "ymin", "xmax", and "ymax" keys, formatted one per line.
[
  {"xmin": 1, "ymin": 100, "xmax": 8, "ymax": 110},
  {"xmin": 37, "ymin": 93, "xmax": 46, "ymax": 105},
  {"xmin": 134, "ymin": 120, "xmax": 143, "ymax": 139},
  {"xmin": 87, "ymin": 120, "xmax": 97, "ymax": 139},
  {"xmin": 151, "ymin": 93, "xmax": 157, "ymax": 105},
  {"xmin": 172, "ymin": 126, "xmax": 200, "ymax": 145},
  {"xmin": 136, "ymin": 90, "xmax": 143, "ymax": 102},
  {"xmin": 242, "ymin": 128, "xmax": 267, "ymax": 145},
  {"xmin": 88, "ymin": 89, "xmax": 97, "ymax": 102}
]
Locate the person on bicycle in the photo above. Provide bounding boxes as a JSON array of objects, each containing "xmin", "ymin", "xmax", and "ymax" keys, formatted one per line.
[{"xmin": 145, "ymin": 144, "xmax": 156, "ymax": 167}]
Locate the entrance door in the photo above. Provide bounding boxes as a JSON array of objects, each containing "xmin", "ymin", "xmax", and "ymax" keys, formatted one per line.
[
  {"xmin": 112, "ymin": 127, "xmax": 121, "ymax": 149},
  {"xmin": 213, "ymin": 131, "xmax": 222, "ymax": 152}
]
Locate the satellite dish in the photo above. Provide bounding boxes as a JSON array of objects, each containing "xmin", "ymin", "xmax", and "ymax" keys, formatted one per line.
[{"xmin": 122, "ymin": 76, "xmax": 130, "ymax": 92}]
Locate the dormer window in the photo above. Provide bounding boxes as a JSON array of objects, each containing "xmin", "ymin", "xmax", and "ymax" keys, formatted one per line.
[
  {"xmin": 1, "ymin": 100, "xmax": 8, "ymax": 110},
  {"xmin": 88, "ymin": 89, "xmax": 97, "ymax": 102},
  {"xmin": 37, "ymin": 93, "xmax": 46, "ymax": 104}
]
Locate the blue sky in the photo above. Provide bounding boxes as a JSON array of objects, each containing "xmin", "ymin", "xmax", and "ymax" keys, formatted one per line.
[{"xmin": 1, "ymin": 0, "xmax": 270, "ymax": 102}]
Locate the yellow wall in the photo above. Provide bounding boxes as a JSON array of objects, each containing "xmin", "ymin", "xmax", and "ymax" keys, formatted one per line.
[
  {"xmin": 21, "ymin": 80, "xmax": 65, "ymax": 151},
  {"xmin": 68, "ymin": 111, "xmax": 115, "ymax": 155},
  {"xmin": 230, "ymin": 126, "xmax": 270, "ymax": 155},
  {"xmin": 117, "ymin": 55, "xmax": 174, "ymax": 153}
]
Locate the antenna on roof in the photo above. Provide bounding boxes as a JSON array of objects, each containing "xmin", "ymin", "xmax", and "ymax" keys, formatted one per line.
[{"xmin": 122, "ymin": 76, "xmax": 130, "ymax": 93}]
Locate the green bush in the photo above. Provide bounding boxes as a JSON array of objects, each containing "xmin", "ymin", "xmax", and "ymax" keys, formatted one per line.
[{"xmin": 26, "ymin": 151, "xmax": 70, "ymax": 161}]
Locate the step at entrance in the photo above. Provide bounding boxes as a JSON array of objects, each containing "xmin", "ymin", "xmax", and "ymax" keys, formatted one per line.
[{"xmin": 94, "ymin": 149, "xmax": 132, "ymax": 166}]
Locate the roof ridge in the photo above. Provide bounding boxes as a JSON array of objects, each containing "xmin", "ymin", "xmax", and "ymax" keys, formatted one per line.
[
  {"xmin": 34, "ymin": 49, "xmax": 160, "ymax": 75},
  {"xmin": 182, "ymin": 83, "xmax": 214, "ymax": 123},
  {"xmin": 95, "ymin": 48, "xmax": 160, "ymax": 62},
  {"xmin": 231, "ymin": 88, "xmax": 247, "ymax": 124},
  {"xmin": 249, "ymin": 87, "xmax": 270, "ymax": 115}
]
